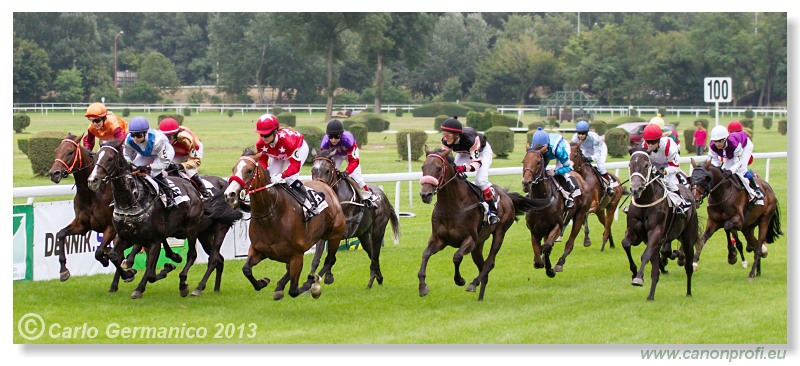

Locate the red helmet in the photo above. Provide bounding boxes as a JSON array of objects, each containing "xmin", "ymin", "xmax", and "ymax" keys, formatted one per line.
[
  {"xmin": 727, "ymin": 120, "xmax": 743, "ymax": 133},
  {"xmin": 642, "ymin": 123, "xmax": 663, "ymax": 141},
  {"xmin": 255, "ymin": 113, "xmax": 280, "ymax": 135},
  {"xmin": 158, "ymin": 118, "xmax": 180, "ymax": 134}
]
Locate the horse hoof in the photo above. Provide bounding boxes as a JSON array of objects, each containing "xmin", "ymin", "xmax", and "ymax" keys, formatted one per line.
[
  {"xmin": 130, "ymin": 290, "xmax": 143, "ymax": 299},
  {"xmin": 60, "ymin": 270, "xmax": 71, "ymax": 282},
  {"xmin": 99, "ymin": 257, "xmax": 110, "ymax": 267},
  {"xmin": 170, "ymin": 254, "xmax": 183, "ymax": 263},
  {"xmin": 123, "ymin": 270, "xmax": 137, "ymax": 283},
  {"xmin": 546, "ymin": 269, "xmax": 556, "ymax": 278},
  {"xmin": 273, "ymin": 291, "xmax": 284, "ymax": 300},
  {"xmin": 191, "ymin": 289, "xmax": 202, "ymax": 297},
  {"xmin": 692, "ymin": 262, "xmax": 699, "ymax": 272},
  {"xmin": 324, "ymin": 273, "xmax": 334, "ymax": 285},
  {"xmin": 256, "ymin": 278, "xmax": 271, "ymax": 291},
  {"xmin": 533, "ymin": 262, "xmax": 544, "ymax": 269},
  {"xmin": 465, "ymin": 284, "xmax": 476, "ymax": 292},
  {"xmin": 584, "ymin": 239, "xmax": 592, "ymax": 247},
  {"xmin": 419, "ymin": 286, "xmax": 429, "ymax": 297},
  {"xmin": 180, "ymin": 288, "xmax": 189, "ymax": 297},
  {"xmin": 164, "ymin": 263, "xmax": 177, "ymax": 272},
  {"xmin": 728, "ymin": 256, "xmax": 738, "ymax": 265},
  {"xmin": 311, "ymin": 281, "xmax": 321, "ymax": 299},
  {"xmin": 631, "ymin": 278, "xmax": 643, "ymax": 286},
  {"xmin": 109, "ymin": 287, "xmax": 118, "ymax": 293},
  {"xmin": 761, "ymin": 244, "xmax": 769, "ymax": 258},
  {"xmin": 742, "ymin": 260, "xmax": 748, "ymax": 269},
  {"xmin": 554, "ymin": 265, "xmax": 563, "ymax": 273},
  {"xmin": 455, "ymin": 277, "xmax": 466, "ymax": 286}
]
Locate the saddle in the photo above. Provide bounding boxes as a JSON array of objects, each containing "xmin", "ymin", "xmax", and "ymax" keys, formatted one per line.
[
  {"xmin": 281, "ymin": 181, "xmax": 329, "ymax": 221},
  {"xmin": 463, "ymin": 179, "xmax": 497, "ymax": 223},
  {"xmin": 340, "ymin": 173, "xmax": 380, "ymax": 208},
  {"xmin": 141, "ymin": 175, "xmax": 190, "ymax": 207}
]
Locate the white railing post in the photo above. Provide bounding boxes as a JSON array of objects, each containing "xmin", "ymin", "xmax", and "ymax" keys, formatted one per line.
[{"xmin": 765, "ymin": 158, "xmax": 771, "ymax": 182}]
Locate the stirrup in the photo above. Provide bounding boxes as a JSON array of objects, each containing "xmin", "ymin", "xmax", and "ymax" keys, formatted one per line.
[
  {"xmin": 487, "ymin": 212, "xmax": 500, "ymax": 225},
  {"xmin": 565, "ymin": 198, "xmax": 575, "ymax": 209}
]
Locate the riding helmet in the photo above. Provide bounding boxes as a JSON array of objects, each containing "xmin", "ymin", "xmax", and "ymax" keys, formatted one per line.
[
  {"xmin": 642, "ymin": 123, "xmax": 663, "ymax": 141},
  {"xmin": 255, "ymin": 113, "xmax": 280, "ymax": 135},
  {"xmin": 710, "ymin": 125, "xmax": 730, "ymax": 141},
  {"xmin": 576, "ymin": 120, "xmax": 590, "ymax": 133},
  {"xmin": 531, "ymin": 127, "xmax": 549, "ymax": 147},
  {"xmin": 326, "ymin": 119, "xmax": 344, "ymax": 136},
  {"xmin": 649, "ymin": 114, "xmax": 665, "ymax": 128},
  {"xmin": 158, "ymin": 117, "xmax": 180, "ymax": 134},
  {"xmin": 727, "ymin": 120, "xmax": 743, "ymax": 133},
  {"xmin": 440, "ymin": 116, "xmax": 463, "ymax": 133},
  {"xmin": 128, "ymin": 116, "xmax": 150, "ymax": 133},
  {"xmin": 85, "ymin": 102, "xmax": 108, "ymax": 118}
]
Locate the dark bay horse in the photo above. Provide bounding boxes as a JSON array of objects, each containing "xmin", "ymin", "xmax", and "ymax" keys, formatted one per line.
[
  {"xmin": 690, "ymin": 158, "xmax": 782, "ymax": 279},
  {"xmin": 418, "ymin": 147, "xmax": 536, "ymax": 301},
  {"xmin": 569, "ymin": 141, "xmax": 625, "ymax": 250},
  {"xmin": 224, "ymin": 148, "xmax": 346, "ymax": 300},
  {"xmin": 311, "ymin": 149, "xmax": 400, "ymax": 288},
  {"xmin": 622, "ymin": 150, "xmax": 697, "ymax": 300},
  {"xmin": 521, "ymin": 147, "xmax": 592, "ymax": 278},
  {"xmin": 87, "ymin": 139, "xmax": 205, "ymax": 299}
]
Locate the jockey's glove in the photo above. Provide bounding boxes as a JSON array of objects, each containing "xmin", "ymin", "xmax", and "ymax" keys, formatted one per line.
[
  {"xmin": 168, "ymin": 163, "xmax": 181, "ymax": 172},
  {"xmin": 455, "ymin": 165, "xmax": 468, "ymax": 173},
  {"xmin": 546, "ymin": 169, "xmax": 556, "ymax": 177},
  {"xmin": 270, "ymin": 174, "xmax": 285, "ymax": 184},
  {"xmin": 584, "ymin": 156, "xmax": 593, "ymax": 162},
  {"xmin": 722, "ymin": 169, "xmax": 733, "ymax": 178},
  {"xmin": 341, "ymin": 171, "xmax": 349, "ymax": 178}
]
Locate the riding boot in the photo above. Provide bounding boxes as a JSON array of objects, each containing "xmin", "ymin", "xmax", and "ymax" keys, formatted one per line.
[
  {"xmin": 361, "ymin": 186, "xmax": 377, "ymax": 209},
  {"xmin": 748, "ymin": 176, "xmax": 765, "ymax": 205},
  {"xmin": 152, "ymin": 174, "xmax": 176, "ymax": 208},
  {"xmin": 290, "ymin": 180, "xmax": 318, "ymax": 220},
  {"xmin": 602, "ymin": 173, "xmax": 615, "ymax": 196},
  {"xmin": 671, "ymin": 188, "xmax": 690, "ymax": 216},
  {"xmin": 190, "ymin": 174, "xmax": 212, "ymax": 199},
  {"xmin": 482, "ymin": 187, "xmax": 500, "ymax": 224},
  {"xmin": 562, "ymin": 176, "xmax": 576, "ymax": 209}
]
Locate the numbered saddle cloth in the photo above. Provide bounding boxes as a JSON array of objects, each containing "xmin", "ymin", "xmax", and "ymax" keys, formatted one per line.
[
  {"xmin": 304, "ymin": 186, "xmax": 329, "ymax": 217},
  {"xmin": 142, "ymin": 175, "xmax": 190, "ymax": 206}
]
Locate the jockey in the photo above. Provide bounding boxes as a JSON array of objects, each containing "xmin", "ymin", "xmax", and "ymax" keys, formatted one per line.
[
  {"xmin": 82, "ymin": 102, "xmax": 128, "ymax": 151},
  {"xmin": 254, "ymin": 113, "xmax": 319, "ymax": 217},
  {"xmin": 158, "ymin": 117, "xmax": 211, "ymax": 199},
  {"xmin": 320, "ymin": 119, "xmax": 377, "ymax": 208},
  {"xmin": 122, "ymin": 116, "xmax": 177, "ymax": 208},
  {"xmin": 709, "ymin": 125, "xmax": 764, "ymax": 205},
  {"xmin": 530, "ymin": 127, "xmax": 580, "ymax": 209},
  {"xmin": 642, "ymin": 123, "xmax": 691, "ymax": 215},
  {"xmin": 440, "ymin": 116, "xmax": 499, "ymax": 225},
  {"xmin": 649, "ymin": 114, "xmax": 679, "ymax": 145},
  {"xmin": 571, "ymin": 120, "xmax": 617, "ymax": 196}
]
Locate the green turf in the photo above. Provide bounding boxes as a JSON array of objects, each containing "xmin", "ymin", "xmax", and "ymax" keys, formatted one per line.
[{"xmin": 12, "ymin": 111, "xmax": 788, "ymax": 344}]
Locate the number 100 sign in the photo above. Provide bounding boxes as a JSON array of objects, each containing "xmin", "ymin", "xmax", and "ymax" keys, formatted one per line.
[{"xmin": 704, "ymin": 77, "xmax": 732, "ymax": 103}]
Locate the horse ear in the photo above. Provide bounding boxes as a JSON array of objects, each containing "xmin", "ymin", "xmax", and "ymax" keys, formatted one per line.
[
  {"xmin": 690, "ymin": 158, "xmax": 696, "ymax": 167},
  {"xmin": 423, "ymin": 144, "xmax": 430, "ymax": 155},
  {"xmin": 703, "ymin": 159, "xmax": 711, "ymax": 169}
]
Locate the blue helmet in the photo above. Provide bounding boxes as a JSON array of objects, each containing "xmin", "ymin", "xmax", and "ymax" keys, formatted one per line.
[
  {"xmin": 576, "ymin": 120, "xmax": 590, "ymax": 133},
  {"xmin": 129, "ymin": 116, "xmax": 150, "ymax": 133},
  {"xmin": 531, "ymin": 127, "xmax": 549, "ymax": 147}
]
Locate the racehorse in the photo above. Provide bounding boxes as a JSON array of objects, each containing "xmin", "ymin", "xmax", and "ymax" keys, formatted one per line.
[
  {"xmin": 48, "ymin": 134, "xmax": 178, "ymax": 292},
  {"xmin": 224, "ymin": 148, "xmax": 346, "ymax": 300},
  {"xmin": 311, "ymin": 149, "xmax": 400, "ymax": 288},
  {"xmin": 418, "ymin": 147, "xmax": 536, "ymax": 301},
  {"xmin": 621, "ymin": 149, "xmax": 697, "ymax": 300},
  {"xmin": 87, "ymin": 139, "xmax": 205, "ymax": 299},
  {"xmin": 521, "ymin": 147, "xmax": 592, "ymax": 278},
  {"xmin": 569, "ymin": 141, "xmax": 626, "ymax": 251},
  {"xmin": 689, "ymin": 158, "xmax": 782, "ymax": 279}
]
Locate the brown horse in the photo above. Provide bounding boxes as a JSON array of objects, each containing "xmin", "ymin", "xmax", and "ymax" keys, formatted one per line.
[
  {"xmin": 569, "ymin": 141, "xmax": 625, "ymax": 250},
  {"xmin": 689, "ymin": 159, "xmax": 782, "ymax": 279},
  {"xmin": 224, "ymin": 148, "xmax": 346, "ymax": 300},
  {"xmin": 621, "ymin": 150, "xmax": 697, "ymax": 300},
  {"xmin": 521, "ymin": 148, "xmax": 591, "ymax": 278},
  {"xmin": 418, "ymin": 147, "xmax": 536, "ymax": 301},
  {"xmin": 87, "ymin": 139, "xmax": 205, "ymax": 299},
  {"xmin": 311, "ymin": 149, "xmax": 400, "ymax": 288}
]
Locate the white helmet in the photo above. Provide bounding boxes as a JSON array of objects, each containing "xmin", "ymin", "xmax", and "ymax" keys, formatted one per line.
[
  {"xmin": 710, "ymin": 125, "xmax": 729, "ymax": 141},
  {"xmin": 649, "ymin": 114, "xmax": 665, "ymax": 128}
]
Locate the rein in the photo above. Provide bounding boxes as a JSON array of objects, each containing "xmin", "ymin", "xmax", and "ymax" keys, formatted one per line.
[
  {"xmin": 628, "ymin": 151, "xmax": 668, "ymax": 208},
  {"xmin": 54, "ymin": 138, "xmax": 90, "ymax": 175},
  {"xmin": 229, "ymin": 155, "xmax": 280, "ymax": 221}
]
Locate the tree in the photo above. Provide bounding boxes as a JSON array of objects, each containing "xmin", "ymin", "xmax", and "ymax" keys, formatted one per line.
[
  {"xmin": 138, "ymin": 51, "xmax": 181, "ymax": 93},
  {"xmin": 122, "ymin": 81, "xmax": 161, "ymax": 103},
  {"xmin": 53, "ymin": 68, "xmax": 84, "ymax": 103},
  {"xmin": 13, "ymin": 37, "xmax": 51, "ymax": 103}
]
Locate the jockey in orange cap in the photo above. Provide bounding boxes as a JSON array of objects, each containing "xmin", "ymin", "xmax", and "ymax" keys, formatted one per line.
[{"xmin": 82, "ymin": 102, "xmax": 128, "ymax": 151}]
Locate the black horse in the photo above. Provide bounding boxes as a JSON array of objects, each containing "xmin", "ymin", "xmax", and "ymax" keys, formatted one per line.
[
  {"xmin": 311, "ymin": 149, "xmax": 400, "ymax": 288},
  {"xmin": 87, "ymin": 139, "xmax": 205, "ymax": 299}
]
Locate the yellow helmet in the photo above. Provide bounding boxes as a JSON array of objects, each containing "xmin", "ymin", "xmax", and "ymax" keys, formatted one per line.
[
  {"xmin": 649, "ymin": 114, "xmax": 665, "ymax": 128},
  {"xmin": 85, "ymin": 103, "xmax": 108, "ymax": 118}
]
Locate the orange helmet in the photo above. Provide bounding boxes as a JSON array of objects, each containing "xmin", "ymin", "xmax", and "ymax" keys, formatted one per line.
[
  {"xmin": 159, "ymin": 118, "xmax": 180, "ymax": 134},
  {"xmin": 255, "ymin": 113, "xmax": 280, "ymax": 135},
  {"xmin": 642, "ymin": 123, "xmax": 663, "ymax": 141},
  {"xmin": 727, "ymin": 120, "xmax": 743, "ymax": 133},
  {"xmin": 85, "ymin": 102, "xmax": 108, "ymax": 118}
]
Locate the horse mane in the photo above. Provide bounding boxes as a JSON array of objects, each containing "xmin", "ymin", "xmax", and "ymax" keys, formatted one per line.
[
  {"xmin": 242, "ymin": 146, "xmax": 258, "ymax": 156},
  {"xmin": 430, "ymin": 147, "xmax": 455, "ymax": 165},
  {"xmin": 101, "ymin": 138, "xmax": 124, "ymax": 150},
  {"xmin": 628, "ymin": 143, "xmax": 647, "ymax": 155},
  {"xmin": 317, "ymin": 148, "xmax": 337, "ymax": 159}
]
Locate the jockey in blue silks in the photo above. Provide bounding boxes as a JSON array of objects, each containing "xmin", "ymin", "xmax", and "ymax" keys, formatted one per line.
[{"xmin": 530, "ymin": 127, "xmax": 580, "ymax": 209}]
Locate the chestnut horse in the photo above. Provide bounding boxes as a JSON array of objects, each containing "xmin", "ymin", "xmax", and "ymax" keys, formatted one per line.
[
  {"xmin": 88, "ymin": 139, "xmax": 205, "ymax": 299},
  {"xmin": 224, "ymin": 148, "xmax": 346, "ymax": 300},
  {"xmin": 690, "ymin": 158, "xmax": 782, "ymax": 279},
  {"xmin": 569, "ymin": 141, "xmax": 625, "ymax": 250},
  {"xmin": 521, "ymin": 147, "xmax": 591, "ymax": 278},
  {"xmin": 418, "ymin": 147, "xmax": 536, "ymax": 301},
  {"xmin": 311, "ymin": 149, "xmax": 400, "ymax": 288},
  {"xmin": 621, "ymin": 150, "xmax": 697, "ymax": 301}
]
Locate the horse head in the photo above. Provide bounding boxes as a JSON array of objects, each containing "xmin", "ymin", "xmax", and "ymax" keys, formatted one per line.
[
  {"xmin": 690, "ymin": 158, "xmax": 714, "ymax": 203},
  {"xmin": 225, "ymin": 147, "xmax": 265, "ymax": 207},
  {"xmin": 569, "ymin": 142, "xmax": 584, "ymax": 174},
  {"xmin": 522, "ymin": 145, "xmax": 547, "ymax": 194},
  {"xmin": 49, "ymin": 133, "xmax": 88, "ymax": 183},
  {"xmin": 87, "ymin": 139, "xmax": 128, "ymax": 192},
  {"xmin": 311, "ymin": 148, "xmax": 339, "ymax": 186},
  {"xmin": 419, "ymin": 146, "xmax": 454, "ymax": 204},
  {"xmin": 627, "ymin": 151, "xmax": 654, "ymax": 199}
]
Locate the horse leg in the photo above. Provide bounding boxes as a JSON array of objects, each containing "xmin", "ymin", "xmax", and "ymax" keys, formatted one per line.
[
  {"xmin": 241, "ymin": 249, "xmax": 270, "ymax": 291},
  {"xmin": 359, "ymin": 234, "xmax": 381, "ymax": 289},
  {"xmin": 680, "ymin": 223, "xmax": 696, "ymax": 298},
  {"xmin": 319, "ymin": 233, "xmax": 342, "ymax": 285},
  {"xmin": 595, "ymin": 209, "xmax": 610, "ymax": 251},
  {"xmin": 632, "ymin": 231, "xmax": 662, "ymax": 287},
  {"xmin": 368, "ymin": 230, "xmax": 385, "ymax": 287},
  {"xmin": 452, "ymin": 237, "xmax": 476, "ymax": 287},
  {"xmin": 530, "ymin": 232, "xmax": 544, "ymax": 269},
  {"xmin": 54, "ymin": 220, "xmax": 89, "ymax": 281},
  {"xmin": 646, "ymin": 243, "xmax": 661, "ymax": 301},
  {"xmin": 730, "ymin": 231, "xmax": 747, "ymax": 268},
  {"xmin": 273, "ymin": 265, "xmax": 291, "ymax": 300},
  {"xmin": 107, "ymin": 238, "xmax": 137, "ymax": 292},
  {"xmin": 161, "ymin": 239, "xmax": 183, "ymax": 263},
  {"xmin": 472, "ymin": 229, "xmax": 508, "ymax": 301},
  {"xmin": 621, "ymin": 229, "xmax": 640, "ymax": 279},
  {"xmin": 555, "ymin": 211, "xmax": 588, "ymax": 273},
  {"xmin": 466, "ymin": 240, "xmax": 487, "ymax": 292},
  {"xmin": 582, "ymin": 216, "xmax": 592, "ymax": 248},
  {"xmin": 307, "ymin": 239, "xmax": 326, "ymax": 280},
  {"xmin": 130, "ymin": 242, "xmax": 160, "ymax": 299},
  {"xmin": 288, "ymin": 254, "xmax": 307, "ymax": 298},
  {"xmin": 123, "ymin": 244, "xmax": 142, "ymax": 269},
  {"xmin": 724, "ymin": 230, "xmax": 738, "ymax": 265},
  {"xmin": 543, "ymin": 225, "xmax": 561, "ymax": 278},
  {"xmin": 94, "ymin": 229, "xmax": 116, "ymax": 268},
  {"xmin": 418, "ymin": 236, "xmax": 446, "ymax": 297},
  {"xmin": 178, "ymin": 235, "xmax": 199, "ymax": 297},
  {"xmin": 300, "ymin": 240, "xmax": 327, "ymax": 290},
  {"xmin": 694, "ymin": 219, "xmax": 722, "ymax": 272},
  {"xmin": 193, "ymin": 228, "xmax": 226, "ymax": 296},
  {"xmin": 745, "ymin": 223, "xmax": 767, "ymax": 280}
]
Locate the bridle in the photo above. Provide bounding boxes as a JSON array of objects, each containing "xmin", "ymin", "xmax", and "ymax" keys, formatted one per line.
[
  {"xmin": 313, "ymin": 156, "xmax": 343, "ymax": 187},
  {"xmin": 522, "ymin": 148, "xmax": 547, "ymax": 191},
  {"xmin": 419, "ymin": 153, "xmax": 460, "ymax": 195},
  {"xmin": 54, "ymin": 138, "xmax": 90, "ymax": 176},
  {"xmin": 94, "ymin": 145, "xmax": 125, "ymax": 183},
  {"xmin": 228, "ymin": 155, "xmax": 279, "ymax": 198},
  {"xmin": 628, "ymin": 151, "xmax": 667, "ymax": 208},
  {"xmin": 691, "ymin": 164, "xmax": 736, "ymax": 206}
]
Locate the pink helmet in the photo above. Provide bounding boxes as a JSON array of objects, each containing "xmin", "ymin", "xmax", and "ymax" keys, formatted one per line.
[{"xmin": 255, "ymin": 113, "xmax": 280, "ymax": 135}]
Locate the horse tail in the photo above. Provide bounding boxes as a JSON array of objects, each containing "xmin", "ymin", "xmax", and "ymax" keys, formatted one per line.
[
  {"xmin": 388, "ymin": 206, "xmax": 400, "ymax": 244},
  {"xmin": 206, "ymin": 190, "xmax": 244, "ymax": 226},
  {"xmin": 507, "ymin": 191, "xmax": 538, "ymax": 219},
  {"xmin": 766, "ymin": 199, "xmax": 783, "ymax": 244}
]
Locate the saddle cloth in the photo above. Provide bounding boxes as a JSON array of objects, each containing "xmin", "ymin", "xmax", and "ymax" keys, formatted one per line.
[{"xmin": 142, "ymin": 175, "xmax": 191, "ymax": 206}]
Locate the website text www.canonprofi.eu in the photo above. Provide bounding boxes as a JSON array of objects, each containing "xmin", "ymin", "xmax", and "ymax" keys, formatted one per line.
[{"xmin": 641, "ymin": 347, "xmax": 786, "ymax": 362}]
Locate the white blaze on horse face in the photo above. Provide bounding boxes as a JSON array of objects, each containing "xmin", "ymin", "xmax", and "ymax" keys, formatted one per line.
[
  {"xmin": 224, "ymin": 160, "xmax": 248, "ymax": 196},
  {"xmin": 87, "ymin": 149, "xmax": 107, "ymax": 182}
]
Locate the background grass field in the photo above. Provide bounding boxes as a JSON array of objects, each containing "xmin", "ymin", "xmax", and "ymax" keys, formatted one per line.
[{"xmin": 11, "ymin": 111, "xmax": 788, "ymax": 344}]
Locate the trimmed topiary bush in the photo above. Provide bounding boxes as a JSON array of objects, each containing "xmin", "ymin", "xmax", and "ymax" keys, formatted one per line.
[
  {"xmin": 466, "ymin": 111, "xmax": 492, "ymax": 132},
  {"xmin": 411, "ymin": 102, "xmax": 473, "ymax": 118},
  {"xmin": 744, "ymin": 108, "xmax": 755, "ymax": 119},
  {"xmin": 349, "ymin": 123, "xmax": 368, "ymax": 146},
  {"xmin": 778, "ymin": 120, "xmax": 787, "ymax": 135},
  {"xmin": 395, "ymin": 108, "xmax": 403, "ymax": 117},
  {"xmin": 610, "ymin": 115, "xmax": 647, "ymax": 124},
  {"xmin": 459, "ymin": 102, "xmax": 496, "ymax": 112},
  {"xmin": 683, "ymin": 128, "xmax": 696, "ymax": 154},
  {"xmin": 227, "ymin": 109, "xmax": 234, "ymax": 118},
  {"xmin": 589, "ymin": 120, "xmax": 608, "ymax": 135},
  {"xmin": 484, "ymin": 127, "xmax": 514, "ymax": 158},
  {"xmin": 122, "ymin": 108, "xmax": 131, "ymax": 117},
  {"xmin": 294, "ymin": 125, "xmax": 324, "ymax": 165},
  {"xmin": 433, "ymin": 115, "xmax": 450, "ymax": 130},
  {"xmin": 28, "ymin": 131, "xmax": 69, "ymax": 176},
  {"xmin": 763, "ymin": 117, "xmax": 773, "ymax": 130},
  {"xmin": 528, "ymin": 121, "xmax": 545, "ymax": 131},
  {"xmin": 345, "ymin": 112, "xmax": 388, "ymax": 132},
  {"xmin": 658, "ymin": 107, "xmax": 667, "ymax": 116},
  {"xmin": 183, "ymin": 107, "xmax": 192, "ymax": 117},
  {"xmin": 13, "ymin": 113, "xmax": 31, "ymax": 133},
  {"xmin": 605, "ymin": 128, "xmax": 630, "ymax": 157},
  {"xmin": 490, "ymin": 113, "xmax": 519, "ymax": 128},
  {"xmin": 18, "ymin": 138, "xmax": 29, "ymax": 155},
  {"xmin": 396, "ymin": 129, "xmax": 428, "ymax": 161},
  {"xmin": 272, "ymin": 106, "xmax": 284, "ymax": 115},
  {"xmin": 277, "ymin": 112, "xmax": 297, "ymax": 128},
  {"xmin": 157, "ymin": 114, "xmax": 184, "ymax": 125},
  {"xmin": 740, "ymin": 119, "xmax": 754, "ymax": 130}
]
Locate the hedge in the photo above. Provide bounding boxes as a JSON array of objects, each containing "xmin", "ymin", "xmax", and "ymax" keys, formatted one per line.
[
  {"xmin": 28, "ymin": 131, "xmax": 69, "ymax": 176},
  {"xmin": 763, "ymin": 117, "xmax": 773, "ymax": 130},
  {"xmin": 740, "ymin": 119, "xmax": 754, "ymax": 130},
  {"xmin": 344, "ymin": 112, "xmax": 389, "ymax": 132},
  {"xmin": 349, "ymin": 123, "xmax": 368, "ymax": 147},
  {"xmin": 490, "ymin": 113, "xmax": 520, "ymax": 128},
  {"xmin": 610, "ymin": 115, "xmax": 647, "ymax": 124},
  {"xmin": 411, "ymin": 102, "xmax": 473, "ymax": 118},
  {"xmin": 294, "ymin": 126, "xmax": 324, "ymax": 165},
  {"xmin": 484, "ymin": 127, "xmax": 514, "ymax": 158},
  {"xmin": 528, "ymin": 121, "xmax": 545, "ymax": 131},
  {"xmin": 277, "ymin": 112, "xmax": 297, "ymax": 128},
  {"xmin": 157, "ymin": 114, "xmax": 184, "ymax": 125},
  {"xmin": 18, "ymin": 138, "xmax": 29, "ymax": 155},
  {"xmin": 605, "ymin": 128, "xmax": 630, "ymax": 157},
  {"xmin": 778, "ymin": 120, "xmax": 787, "ymax": 135},
  {"xmin": 433, "ymin": 115, "xmax": 450, "ymax": 131},
  {"xmin": 395, "ymin": 129, "xmax": 428, "ymax": 161},
  {"xmin": 466, "ymin": 110, "xmax": 492, "ymax": 132},
  {"xmin": 459, "ymin": 102, "xmax": 496, "ymax": 113},
  {"xmin": 14, "ymin": 113, "xmax": 31, "ymax": 133},
  {"xmin": 744, "ymin": 108, "xmax": 755, "ymax": 119},
  {"xmin": 589, "ymin": 120, "xmax": 608, "ymax": 135},
  {"xmin": 683, "ymin": 128, "xmax": 696, "ymax": 154}
]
